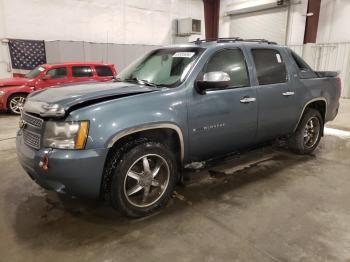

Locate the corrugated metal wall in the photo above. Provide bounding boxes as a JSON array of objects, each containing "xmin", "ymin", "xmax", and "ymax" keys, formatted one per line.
[
  {"xmin": 288, "ymin": 43, "xmax": 350, "ymax": 98},
  {"xmin": 45, "ymin": 41, "xmax": 160, "ymax": 72}
]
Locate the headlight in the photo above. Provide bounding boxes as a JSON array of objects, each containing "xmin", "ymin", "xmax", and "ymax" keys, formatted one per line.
[
  {"xmin": 43, "ymin": 121, "xmax": 89, "ymax": 149},
  {"xmin": 0, "ymin": 90, "xmax": 5, "ymax": 96}
]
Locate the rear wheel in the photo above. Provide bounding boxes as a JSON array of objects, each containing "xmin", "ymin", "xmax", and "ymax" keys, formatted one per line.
[
  {"xmin": 109, "ymin": 140, "xmax": 177, "ymax": 218},
  {"xmin": 288, "ymin": 108, "xmax": 323, "ymax": 154},
  {"xmin": 8, "ymin": 94, "xmax": 27, "ymax": 115}
]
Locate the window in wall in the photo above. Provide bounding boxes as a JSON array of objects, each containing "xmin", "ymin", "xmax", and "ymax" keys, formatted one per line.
[
  {"xmin": 72, "ymin": 66, "xmax": 93, "ymax": 77},
  {"xmin": 46, "ymin": 67, "xmax": 67, "ymax": 79},
  {"xmin": 95, "ymin": 66, "xmax": 113, "ymax": 77},
  {"xmin": 201, "ymin": 48, "xmax": 250, "ymax": 88},
  {"xmin": 252, "ymin": 49, "xmax": 287, "ymax": 85}
]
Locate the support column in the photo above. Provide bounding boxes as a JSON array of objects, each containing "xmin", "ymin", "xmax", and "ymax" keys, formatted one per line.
[
  {"xmin": 303, "ymin": 0, "xmax": 321, "ymax": 43},
  {"xmin": 203, "ymin": 0, "xmax": 220, "ymax": 39}
]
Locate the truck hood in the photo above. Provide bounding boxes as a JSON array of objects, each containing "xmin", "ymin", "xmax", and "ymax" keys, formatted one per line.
[
  {"xmin": 23, "ymin": 81, "xmax": 158, "ymax": 117},
  {"xmin": 0, "ymin": 77, "xmax": 31, "ymax": 87}
]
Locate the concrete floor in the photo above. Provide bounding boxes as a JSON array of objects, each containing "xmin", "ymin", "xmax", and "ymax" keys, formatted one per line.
[{"xmin": 1, "ymin": 99, "xmax": 350, "ymax": 262}]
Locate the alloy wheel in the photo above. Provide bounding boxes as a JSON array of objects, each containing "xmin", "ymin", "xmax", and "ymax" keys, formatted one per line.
[
  {"xmin": 9, "ymin": 96, "xmax": 26, "ymax": 114},
  {"xmin": 123, "ymin": 154, "xmax": 170, "ymax": 208},
  {"xmin": 303, "ymin": 116, "xmax": 321, "ymax": 149}
]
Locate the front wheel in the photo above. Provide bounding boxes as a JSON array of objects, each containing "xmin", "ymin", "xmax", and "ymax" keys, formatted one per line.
[
  {"xmin": 288, "ymin": 108, "xmax": 323, "ymax": 154},
  {"xmin": 8, "ymin": 94, "xmax": 27, "ymax": 115},
  {"xmin": 109, "ymin": 140, "xmax": 177, "ymax": 218}
]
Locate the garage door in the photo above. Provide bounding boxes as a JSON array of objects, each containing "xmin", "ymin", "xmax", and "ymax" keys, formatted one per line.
[{"xmin": 229, "ymin": 7, "xmax": 289, "ymax": 45}]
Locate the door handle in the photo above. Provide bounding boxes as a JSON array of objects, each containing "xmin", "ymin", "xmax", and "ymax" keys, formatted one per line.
[
  {"xmin": 240, "ymin": 97, "xmax": 256, "ymax": 103},
  {"xmin": 282, "ymin": 91, "xmax": 295, "ymax": 96}
]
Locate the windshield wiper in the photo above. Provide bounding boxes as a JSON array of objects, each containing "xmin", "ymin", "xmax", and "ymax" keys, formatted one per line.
[
  {"xmin": 136, "ymin": 79, "xmax": 158, "ymax": 87},
  {"xmin": 116, "ymin": 77, "xmax": 159, "ymax": 87}
]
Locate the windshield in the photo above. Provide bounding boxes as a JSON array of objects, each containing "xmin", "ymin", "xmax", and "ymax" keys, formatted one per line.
[
  {"xmin": 25, "ymin": 66, "xmax": 46, "ymax": 79},
  {"xmin": 117, "ymin": 47, "xmax": 203, "ymax": 87}
]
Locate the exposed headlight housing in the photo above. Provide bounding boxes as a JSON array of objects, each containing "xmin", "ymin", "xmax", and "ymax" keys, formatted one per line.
[
  {"xmin": 40, "ymin": 103, "xmax": 65, "ymax": 117},
  {"xmin": 43, "ymin": 121, "xmax": 89, "ymax": 149}
]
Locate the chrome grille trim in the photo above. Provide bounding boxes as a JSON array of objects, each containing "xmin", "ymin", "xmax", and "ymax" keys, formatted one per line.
[
  {"xmin": 22, "ymin": 112, "xmax": 44, "ymax": 129},
  {"xmin": 23, "ymin": 130, "xmax": 41, "ymax": 150}
]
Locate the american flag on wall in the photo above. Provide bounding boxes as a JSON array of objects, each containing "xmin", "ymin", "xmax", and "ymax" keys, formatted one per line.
[{"xmin": 8, "ymin": 39, "xmax": 47, "ymax": 70}]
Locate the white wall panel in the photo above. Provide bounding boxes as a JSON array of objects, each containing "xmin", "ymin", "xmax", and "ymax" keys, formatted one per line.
[
  {"xmin": 83, "ymin": 43, "xmax": 109, "ymax": 63},
  {"xmin": 220, "ymin": 0, "xmax": 308, "ymax": 45},
  {"xmin": 105, "ymin": 44, "xmax": 125, "ymax": 71},
  {"xmin": 58, "ymin": 41, "xmax": 85, "ymax": 62},
  {"xmin": 45, "ymin": 40, "xmax": 159, "ymax": 72},
  {"xmin": 317, "ymin": 0, "xmax": 350, "ymax": 43},
  {"xmin": 0, "ymin": 0, "xmax": 204, "ymax": 77},
  {"xmin": 229, "ymin": 7, "xmax": 288, "ymax": 45},
  {"xmin": 288, "ymin": 43, "xmax": 350, "ymax": 98},
  {"xmin": 314, "ymin": 43, "xmax": 350, "ymax": 98},
  {"xmin": 288, "ymin": 44, "xmax": 304, "ymax": 57},
  {"xmin": 0, "ymin": 0, "xmax": 204, "ymax": 45},
  {"xmin": 45, "ymin": 41, "xmax": 61, "ymax": 64}
]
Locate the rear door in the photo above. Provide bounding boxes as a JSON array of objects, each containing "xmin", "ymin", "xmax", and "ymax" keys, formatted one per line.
[{"xmin": 249, "ymin": 47, "xmax": 297, "ymax": 142}]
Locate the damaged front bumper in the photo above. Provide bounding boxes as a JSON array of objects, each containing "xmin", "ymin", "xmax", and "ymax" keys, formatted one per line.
[{"xmin": 16, "ymin": 131, "xmax": 108, "ymax": 198}]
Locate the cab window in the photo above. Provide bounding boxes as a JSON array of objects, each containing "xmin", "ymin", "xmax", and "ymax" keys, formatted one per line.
[
  {"xmin": 46, "ymin": 67, "xmax": 67, "ymax": 79},
  {"xmin": 251, "ymin": 49, "xmax": 287, "ymax": 85},
  {"xmin": 200, "ymin": 48, "xmax": 250, "ymax": 89},
  {"xmin": 95, "ymin": 66, "xmax": 113, "ymax": 77},
  {"xmin": 72, "ymin": 66, "xmax": 93, "ymax": 77}
]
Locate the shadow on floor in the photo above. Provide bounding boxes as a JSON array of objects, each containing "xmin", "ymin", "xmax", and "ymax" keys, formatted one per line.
[{"xmin": 11, "ymin": 147, "xmax": 313, "ymax": 251}]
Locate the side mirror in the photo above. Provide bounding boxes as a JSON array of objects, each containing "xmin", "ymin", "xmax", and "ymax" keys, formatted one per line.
[
  {"xmin": 42, "ymin": 74, "xmax": 52, "ymax": 80},
  {"xmin": 195, "ymin": 71, "xmax": 230, "ymax": 94}
]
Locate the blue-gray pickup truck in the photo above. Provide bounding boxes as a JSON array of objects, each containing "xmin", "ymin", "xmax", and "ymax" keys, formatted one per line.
[{"xmin": 16, "ymin": 38, "xmax": 341, "ymax": 217}]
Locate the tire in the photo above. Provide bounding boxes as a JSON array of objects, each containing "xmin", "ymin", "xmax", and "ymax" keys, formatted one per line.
[
  {"xmin": 288, "ymin": 108, "xmax": 323, "ymax": 154},
  {"xmin": 7, "ymin": 93, "xmax": 27, "ymax": 115},
  {"xmin": 108, "ymin": 140, "xmax": 177, "ymax": 218}
]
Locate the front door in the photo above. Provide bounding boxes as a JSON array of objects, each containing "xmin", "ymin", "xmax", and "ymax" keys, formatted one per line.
[
  {"xmin": 188, "ymin": 48, "xmax": 258, "ymax": 161},
  {"xmin": 35, "ymin": 67, "xmax": 68, "ymax": 90}
]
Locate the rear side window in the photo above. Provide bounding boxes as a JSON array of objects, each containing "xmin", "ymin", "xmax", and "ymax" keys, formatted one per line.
[
  {"xmin": 95, "ymin": 66, "xmax": 113, "ymax": 77},
  {"xmin": 72, "ymin": 66, "xmax": 93, "ymax": 77},
  {"xmin": 202, "ymin": 48, "xmax": 249, "ymax": 88},
  {"xmin": 46, "ymin": 67, "xmax": 67, "ymax": 79},
  {"xmin": 252, "ymin": 49, "xmax": 287, "ymax": 85}
]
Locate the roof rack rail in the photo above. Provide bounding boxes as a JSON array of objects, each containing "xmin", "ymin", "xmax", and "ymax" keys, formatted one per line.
[
  {"xmin": 192, "ymin": 37, "xmax": 277, "ymax": 45},
  {"xmin": 192, "ymin": 37, "xmax": 242, "ymax": 45},
  {"xmin": 243, "ymin": 38, "xmax": 277, "ymax": 45}
]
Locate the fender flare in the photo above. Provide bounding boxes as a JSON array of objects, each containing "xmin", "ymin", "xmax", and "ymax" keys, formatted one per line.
[
  {"xmin": 293, "ymin": 97, "xmax": 327, "ymax": 132},
  {"xmin": 107, "ymin": 123, "xmax": 185, "ymax": 161}
]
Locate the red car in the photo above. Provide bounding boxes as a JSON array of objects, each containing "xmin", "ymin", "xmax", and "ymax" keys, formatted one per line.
[{"xmin": 0, "ymin": 62, "xmax": 116, "ymax": 114}]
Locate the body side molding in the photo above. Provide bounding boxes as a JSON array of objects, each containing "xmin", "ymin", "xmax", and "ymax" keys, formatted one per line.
[
  {"xmin": 293, "ymin": 97, "xmax": 327, "ymax": 132},
  {"xmin": 107, "ymin": 123, "xmax": 185, "ymax": 161}
]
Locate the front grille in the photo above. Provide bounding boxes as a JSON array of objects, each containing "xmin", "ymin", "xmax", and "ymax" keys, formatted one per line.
[
  {"xmin": 22, "ymin": 112, "xmax": 43, "ymax": 129},
  {"xmin": 23, "ymin": 130, "xmax": 41, "ymax": 150}
]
